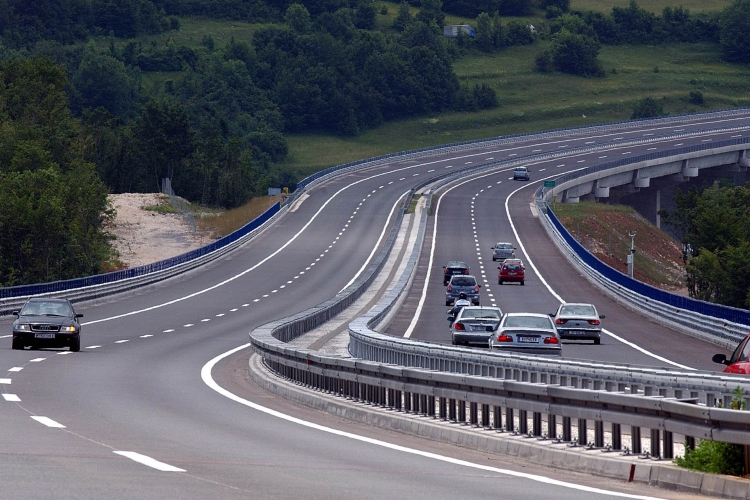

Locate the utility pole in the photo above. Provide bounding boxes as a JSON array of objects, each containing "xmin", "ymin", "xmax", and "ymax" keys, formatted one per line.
[{"xmin": 627, "ymin": 231, "xmax": 636, "ymax": 278}]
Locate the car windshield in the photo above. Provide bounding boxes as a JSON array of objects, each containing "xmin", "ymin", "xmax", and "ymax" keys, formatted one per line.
[
  {"xmin": 515, "ymin": 168, "xmax": 526, "ymax": 172},
  {"xmin": 462, "ymin": 309, "xmax": 500, "ymax": 320},
  {"xmin": 496, "ymin": 243, "xmax": 512, "ymax": 249},
  {"xmin": 451, "ymin": 277, "xmax": 476, "ymax": 286},
  {"xmin": 504, "ymin": 316, "xmax": 551, "ymax": 329},
  {"xmin": 560, "ymin": 305, "xmax": 596, "ymax": 316},
  {"xmin": 21, "ymin": 301, "xmax": 71, "ymax": 316},
  {"xmin": 503, "ymin": 263, "xmax": 522, "ymax": 271}
]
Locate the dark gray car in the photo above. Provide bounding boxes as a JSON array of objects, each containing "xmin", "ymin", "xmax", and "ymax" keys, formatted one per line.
[
  {"xmin": 445, "ymin": 275, "xmax": 481, "ymax": 306},
  {"xmin": 491, "ymin": 242, "xmax": 516, "ymax": 262},
  {"xmin": 12, "ymin": 298, "xmax": 83, "ymax": 351}
]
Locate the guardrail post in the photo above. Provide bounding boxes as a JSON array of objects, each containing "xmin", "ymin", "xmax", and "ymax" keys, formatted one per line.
[
  {"xmin": 493, "ymin": 406, "xmax": 502, "ymax": 430},
  {"xmin": 506, "ymin": 407, "xmax": 514, "ymax": 432},
  {"xmin": 413, "ymin": 393, "xmax": 420, "ymax": 414},
  {"xmin": 663, "ymin": 431, "xmax": 673, "ymax": 459},
  {"xmin": 632, "ymin": 426, "xmax": 642, "ymax": 454},
  {"xmin": 577, "ymin": 419, "xmax": 587, "ymax": 445},
  {"xmin": 519, "ymin": 410, "xmax": 528, "ymax": 434},
  {"xmin": 428, "ymin": 396, "xmax": 436, "ymax": 417},
  {"xmin": 482, "ymin": 404, "xmax": 490, "ymax": 428},
  {"xmin": 562, "ymin": 417, "xmax": 571, "ymax": 442},
  {"xmin": 650, "ymin": 429, "xmax": 661, "ymax": 458},
  {"xmin": 458, "ymin": 400, "xmax": 467, "ymax": 423},
  {"xmin": 533, "ymin": 412, "xmax": 542, "ymax": 437},
  {"xmin": 449, "ymin": 399, "xmax": 457, "ymax": 421},
  {"xmin": 420, "ymin": 394, "xmax": 428, "ymax": 415},
  {"xmin": 440, "ymin": 397, "xmax": 447, "ymax": 420},
  {"xmin": 685, "ymin": 436, "xmax": 695, "ymax": 451},
  {"xmin": 470, "ymin": 402, "xmax": 478, "ymax": 426},
  {"xmin": 404, "ymin": 392, "xmax": 411, "ymax": 412},
  {"xmin": 612, "ymin": 423, "xmax": 622, "ymax": 450},
  {"xmin": 548, "ymin": 414, "xmax": 557, "ymax": 439},
  {"xmin": 595, "ymin": 421, "xmax": 604, "ymax": 448}
]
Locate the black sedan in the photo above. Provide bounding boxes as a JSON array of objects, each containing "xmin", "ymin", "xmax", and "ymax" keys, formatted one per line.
[{"xmin": 12, "ymin": 298, "xmax": 83, "ymax": 351}]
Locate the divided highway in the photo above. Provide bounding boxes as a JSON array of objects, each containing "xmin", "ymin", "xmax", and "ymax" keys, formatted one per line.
[{"xmin": 2, "ymin": 111, "xmax": 750, "ymax": 499}]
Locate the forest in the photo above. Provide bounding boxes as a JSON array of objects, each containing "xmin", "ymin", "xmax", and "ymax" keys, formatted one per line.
[{"xmin": 1, "ymin": 0, "xmax": 750, "ymax": 291}]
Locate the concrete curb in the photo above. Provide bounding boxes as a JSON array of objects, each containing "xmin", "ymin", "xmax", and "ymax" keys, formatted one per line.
[{"xmin": 248, "ymin": 353, "xmax": 750, "ymax": 499}]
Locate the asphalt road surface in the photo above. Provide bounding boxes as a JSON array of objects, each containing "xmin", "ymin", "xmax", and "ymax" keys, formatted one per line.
[{"xmin": 2, "ymin": 112, "xmax": 749, "ymax": 499}]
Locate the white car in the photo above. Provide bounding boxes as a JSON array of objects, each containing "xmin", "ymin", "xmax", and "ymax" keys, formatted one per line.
[
  {"xmin": 488, "ymin": 312, "xmax": 561, "ymax": 355},
  {"xmin": 513, "ymin": 166, "xmax": 530, "ymax": 181},
  {"xmin": 550, "ymin": 303, "xmax": 604, "ymax": 345}
]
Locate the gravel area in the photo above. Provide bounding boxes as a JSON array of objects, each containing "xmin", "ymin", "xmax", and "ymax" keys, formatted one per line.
[{"xmin": 107, "ymin": 193, "xmax": 211, "ymax": 269}]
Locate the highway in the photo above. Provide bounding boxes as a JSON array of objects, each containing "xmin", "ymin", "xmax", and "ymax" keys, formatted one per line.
[{"xmin": 1, "ymin": 112, "xmax": 749, "ymax": 499}]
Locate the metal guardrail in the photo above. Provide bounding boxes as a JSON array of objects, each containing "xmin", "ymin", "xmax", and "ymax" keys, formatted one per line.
[{"xmin": 250, "ymin": 137, "xmax": 750, "ymax": 463}]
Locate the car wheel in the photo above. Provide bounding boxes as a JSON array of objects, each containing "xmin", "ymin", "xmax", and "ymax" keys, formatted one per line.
[
  {"xmin": 498, "ymin": 280, "xmax": 503, "ymax": 285},
  {"xmin": 11, "ymin": 337, "xmax": 23, "ymax": 350},
  {"xmin": 70, "ymin": 336, "xmax": 80, "ymax": 352},
  {"xmin": 594, "ymin": 338, "xmax": 601, "ymax": 345},
  {"xmin": 520, "ymin": 280, "xmax": 524, "ymax": 286},
  {"xmin": 446, "ymin": 300, "xmax": 452, "ymax": 306}
]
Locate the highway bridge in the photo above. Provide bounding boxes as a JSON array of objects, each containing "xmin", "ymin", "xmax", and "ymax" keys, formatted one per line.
[{"xmin": 2, "ymin": 111, "xmax": 750, "ymax": 499}]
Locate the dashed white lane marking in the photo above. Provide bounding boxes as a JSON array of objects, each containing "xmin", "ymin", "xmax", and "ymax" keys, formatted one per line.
[
  {"xmin": 0, "ymin": 335, "xmax": 10, "ymax": 339},
  {"xmin": 115, "ymin": 340, "xmax": 129, "ymax": 344},
  {"xmin": 29, "ymin": 358, "xmax": 45, "ymax": 362},
  {"xmin": 253, "ymin": 299, "xmax": 260, "ymax": 302},
  {"xmin": 140, "ymin": 335, "xmax": 153, "ymax": 338},
  {"xmin": 9, "ymin": 367, "xmax": 22, "ymax": 372},
  {"xmin": 203, "ymin": 347, "xmax": 665, "ymax": 500},
  {"xmin": 57, "ymin": 352, "xmax": 72, "ymax": 355},
  {"xmin": 184, "ymin": 324, "xmax": 193, "ymax": 328},
  {"xmin": 648, "ymin": 147, "xmax": 657, "ymax": 150},
  {"xmin": 0, "ymin": 378, "xmax": 11, "ymax": 384},
  {"xmin": 3, "ymin": 394, "xmax": 20, "ymax": 402},
  {"xmin": 230, "ymin": 308, "xmax": 238, "ymax": 312},
  {"xmin": 32, "ymin": 416, "xmax": 65, "ymax": 428},
  {"xmin": 86, "ymin": 346, "xmax": 101, "ymax": 349},
  {"xmin": 164, "ymin": 329, "xmax": 175, "ymax": 333},
  {"xmin": 113, "ymin": 451, "xmax": 185, "ymax": 472},
  {"xmin": 216, "ymin": 313, "xmax": 225, "ymax": 317}
]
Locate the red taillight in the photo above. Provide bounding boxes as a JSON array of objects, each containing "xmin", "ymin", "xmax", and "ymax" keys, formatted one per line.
[
  {"xmin": 447, "ymin": 285, "xmax": 452, "ymax": 292},
  {"xmin": 587, "ymin": 319, "xmax": 600, "ymax": 325},
  {"xmin": 454, "ymin": 323, "xmax": 465, "ymax": 331},
  {"xmin": 555, "ymin": 318, "xmax": 567, "ymax": 325},
  {"xmin": 464, "ymin": 270, "xmax": 469, "ymax": 274},
  {"xmin": 474, "ymin": 285, "xmax": 479, "ymax": 293},
  {"xmin": 544, "ymin": 336, "xmax": 560, "ymax": 344},
  {"xmin": 496, "ymin": 334, "xmax": 513, "ymax": 342}
]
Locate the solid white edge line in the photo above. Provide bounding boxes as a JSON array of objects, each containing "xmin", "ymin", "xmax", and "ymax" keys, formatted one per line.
[
  {"xmin": 504, "ymin": 175, "xmax": 695, "ymax": 370},
  {"xmin": 338, "ymin": 191, "xmax": 409, "ymax": 293},
  {"xmin": 404, "ymin": 172, "xmax": 500, "ymax": 338},
  {"xmin": 114, "ymin": 451, "xmax": 185, "ymax": 472},
  {"xmin": 201, "ymin": 346, "xmax": 665, "ymax": 500}
]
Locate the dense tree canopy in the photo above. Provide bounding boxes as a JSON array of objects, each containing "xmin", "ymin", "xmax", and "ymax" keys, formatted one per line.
[
  {"xmin": 661, "ymin": 183, "xmax": 750, "ymax": 309},
  {"xmin": 0, "ymin": 58, "xmax": 113, "ymax": 286}
]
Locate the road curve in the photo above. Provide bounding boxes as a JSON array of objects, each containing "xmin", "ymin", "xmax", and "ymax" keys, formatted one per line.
[{"xmin": 2, "ymin": 112, "xmax": 749, "ymax": 499}]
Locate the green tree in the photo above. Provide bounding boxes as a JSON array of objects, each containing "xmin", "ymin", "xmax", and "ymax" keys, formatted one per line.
[
  {"xmin": 551, "ymin": 29, "xmax": 603, "ymax": 77},
  {"xmin": 69, "ymin": 47, "xmax": 141, "ymax": 118},
  {"xmin": 394, "ymin": 1, "xmax": 413, "ymax": 31},
  {"xmin": 719, "ymin": 0, "xmax": 750, "ymax": 63},
  {"xmin": 285, "ymin": 3, "xmax": 313, "ymax": 33},
  {"xmin": 631, "ymin": 97, "xmax": 664, "ymax": 119},
  {"xmin": 416, "ymin": 0, "xmax": 445, "ymax": 26},
  {"xmin": 475, "ymin": 12, "xmax": 494, "ymax": 52}
]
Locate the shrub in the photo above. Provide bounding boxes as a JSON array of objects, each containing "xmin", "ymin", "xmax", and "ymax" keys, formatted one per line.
[
  {"xmin": 689, "ymin": 90, "xmax": 705, "ymax": 105},
  {"xmin": 631, "ymin": 97, "xmax": 665, "ymax": 119}
]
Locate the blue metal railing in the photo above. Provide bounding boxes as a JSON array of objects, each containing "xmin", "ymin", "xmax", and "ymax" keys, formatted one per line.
[
  {"xmin": 0, "ymin": 202, "xmax": 280, "ymax": 299},
  {"xmin": 546, "ymin": 208, "xmax": 750, "ymax": 326}
]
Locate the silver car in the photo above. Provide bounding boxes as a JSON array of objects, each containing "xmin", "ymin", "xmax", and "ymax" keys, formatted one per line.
[
  {"xmin": 488, "ymin": 313, "xmax": 561, "ymax": 355},
  {"xmin": 449, "ymin": 306, "xmax": 503, "ymax": 346},
  {"xmin": 490, "ymin": 242, "xmax": 516, "ymax": 262},
  {"xmin": 513, "ymin": 166, "xmax": 530, "ymax": 180},
  {"xmin": 550, "ymin": 303, "xmax": 604, "ymax": 345}
]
